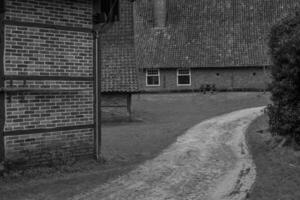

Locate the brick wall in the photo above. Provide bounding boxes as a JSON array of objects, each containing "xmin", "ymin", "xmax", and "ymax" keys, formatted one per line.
[
  {"xmin": 1, "ymin": 0, "xmax": 136, "ymax": 166},
  {"xmin": 4, "ymin": 26, "xmax": 93, "ymax": 77},
  {"xmin": 139, "ymin": 68, "xmax": 271, "ymax": 92},
  {"xmin": 4, "ymin": 84, "xmax": 93, "ymax": 132},
  {"xmin": 5, "ymin": 0, "xmax": 92, "ymax": 28},
  {"xmin": 3, "ymin": 0, "xmax": 95, "ymax": 166},
  {"xmin": 5, "ymin": 128, "xmax": 94, "ymax": 167}
]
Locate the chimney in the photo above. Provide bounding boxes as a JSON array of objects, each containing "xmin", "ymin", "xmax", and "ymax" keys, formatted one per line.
[{"xmin": 153, "ymin": 0, "xmax": 167, "ymax": 28}]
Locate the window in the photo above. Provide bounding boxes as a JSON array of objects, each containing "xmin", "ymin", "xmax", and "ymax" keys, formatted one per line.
[
  {"xmin": 146, "ymin": 69, "xmax": 160, "ymax": 86},
  {"xmin": 177, "ymin": 68, "xmax": 191, "ymax": 86},
  {"xmin": 93, "ymin": 0, "xmax": 119, "ymax": 23}
]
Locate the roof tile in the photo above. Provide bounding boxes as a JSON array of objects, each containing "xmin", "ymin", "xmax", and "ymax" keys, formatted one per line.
[{"xmin": 135, "ymin": 0, "xmax": 300, "ymax": 68}]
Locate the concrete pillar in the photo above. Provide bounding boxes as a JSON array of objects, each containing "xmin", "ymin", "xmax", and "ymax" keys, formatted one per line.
[{"xmin": 153, "ymin": 0, "xmax": 167, "ymax": 28}]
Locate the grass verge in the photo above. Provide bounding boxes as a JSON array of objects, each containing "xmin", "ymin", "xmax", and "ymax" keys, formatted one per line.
[{"xmin": 246, "ymin": 114, "xmax": 300, "ymax": 200}]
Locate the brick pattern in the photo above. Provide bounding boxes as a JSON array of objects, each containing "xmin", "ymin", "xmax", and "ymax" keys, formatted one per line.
[
  {"xmin": 4, "ymin": 25, "xmax": 93, "ymax": 77},
  {"xmin": 134, "ymin": 0, "xmax": 300, "ymax": 69},
  {"xmin": 5, "ymin": 128, "xmax": 94, "ymax": 166},
  {"xmin": 4, "ymin": 91, "xmax": 93, "ymax": 132},
  {"xmin": 3, "ymin": 0, "xmax": 94, "ymax": 165},
  {"xmin": 5, "ymin": 0, "xmax": 93, "ymax": 28}
]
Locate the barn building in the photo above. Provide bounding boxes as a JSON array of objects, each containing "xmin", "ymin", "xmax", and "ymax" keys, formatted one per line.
[
  {"xmin": 0, "ymin": 0, "xmax": 138, "ymax": 167},
  {"xmin": 134, "ymin": 0, "xmax": 300, "ymax": 92}
]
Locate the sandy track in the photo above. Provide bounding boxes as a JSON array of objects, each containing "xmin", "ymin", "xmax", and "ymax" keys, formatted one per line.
[{"xmin": 71, "ymin": 107, "xmax": 265, "ymax": 200}]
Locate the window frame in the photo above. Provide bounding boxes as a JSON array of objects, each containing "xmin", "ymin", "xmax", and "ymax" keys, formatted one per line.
[
  {"xmin": 146, "ymin": 69, "xmax": 160, "ymax": 87},
  {"xmin": 177, "ymin": 68, "xmax": 191, "ymax": 86}
]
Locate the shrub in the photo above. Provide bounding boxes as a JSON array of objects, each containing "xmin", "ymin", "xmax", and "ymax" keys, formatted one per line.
[{"xmin": 268, "ymin": 12, "xmax": 300, "ymax": 145}]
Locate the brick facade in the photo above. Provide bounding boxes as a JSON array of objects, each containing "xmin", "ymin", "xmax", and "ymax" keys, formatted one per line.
[
  {"xmin": 5, "ymin": 0, "xmax": 92, "ymax": 28},
  {"xmin": 1, "ymin": 0, "xmax": 138, "ymax": 166},
  {"xmin": 4, "ymin": 26, "xmax": 93, "ymax": 77},
  {"xmin": 5, "ymin": 128, "xmax": 94, "ymax": 166},
  {"xmin": 139, "ymin": 68, "xmax": 271, "ymax": 92}
]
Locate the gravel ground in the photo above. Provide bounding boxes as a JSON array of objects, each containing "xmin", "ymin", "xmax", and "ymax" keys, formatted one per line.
[{"xmin": 72, "ymin": 107, "xmax": 265, "ymax": 200}]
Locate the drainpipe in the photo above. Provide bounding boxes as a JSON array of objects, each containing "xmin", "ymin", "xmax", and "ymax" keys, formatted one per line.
[
  {"xmin": 93, "ymin": 0, "xmax": 106, "ymax": 161},
  {"xmin": 153, "ymin": 0, "xmax": 167, "ymax": 28},
  {"xmin": 93, "ymin": 0, "xmax": 137, "ymax": 161},
  {"xmin": 94, "ymin": 31, "xmax": 102, "ymax": 161}
]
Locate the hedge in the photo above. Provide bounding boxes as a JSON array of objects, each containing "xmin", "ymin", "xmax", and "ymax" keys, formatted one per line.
[{"xmin": 268, "ymin": 12, "xmax": 300, "ymax": 145}]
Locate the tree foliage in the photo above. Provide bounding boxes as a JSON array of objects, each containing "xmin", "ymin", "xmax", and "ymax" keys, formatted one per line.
[{"xmin": 268, "ymin": 12, "xmax": 300, "ymax": 145}]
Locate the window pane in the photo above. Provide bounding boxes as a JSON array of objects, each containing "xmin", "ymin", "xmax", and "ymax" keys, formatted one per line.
[
  {"xmin": 147, "ymin": 76, "xmax": 159, "ymax": 85},
  {"xmin": 178, "ymin": 75, "xmax": 190, "ymax": 85}
]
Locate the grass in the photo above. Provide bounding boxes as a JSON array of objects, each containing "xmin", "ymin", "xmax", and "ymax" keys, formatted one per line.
[
  {"xmin": 246, "ymin": 114, "xmax": 300, "ymax": 200},
  {"xmin": 0, "ymin": 92, "xmax": 270, "ymax": 200},
  {"xmin": 102, "ymin": 92, "xmax": 270, "ymax": 164}
]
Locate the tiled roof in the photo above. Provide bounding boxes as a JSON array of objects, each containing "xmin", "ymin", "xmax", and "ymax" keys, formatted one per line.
[
  {"xmin": 101, "ymin": 0, "xmax": 139, "ymax": 93},
  {"xmin": 101, "ymin": 43, "xmax": 139, "ymax": 92},
  {"xmin": 134, "ymin": 0, "xmax": 300, "ymax": 68},
  {"xmin": 101, "ymin": 56, "xmax": 139, "ymax": 93},
  {"xmin": 100, "ymin": 40, "xmax": 139, "ymax": 93}
]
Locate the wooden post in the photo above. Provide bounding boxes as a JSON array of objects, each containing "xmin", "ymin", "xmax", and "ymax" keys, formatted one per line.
[
  {"xmin": 127, "ymin": 94, "xmax": 132, "ymax": 120},
  {"xmin": 263, "ymin": 65, "xmax": 267, "ymax": 94},
  {"xmin": 230, "ymin": 72, "xmax": 234, "ymax": 90},
  {"xmin": 0, "ymin": 5, "xmax": 5, "ymax": 170}
]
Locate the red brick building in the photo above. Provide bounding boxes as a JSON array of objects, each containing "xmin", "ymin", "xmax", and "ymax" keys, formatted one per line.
[
  {"xmin": 0, "ymin": 0, "xmax": 138, "ymax": 167},
  {"xmin": 135, "ymin": 0, "xmax": 300, "ymax": 92}
]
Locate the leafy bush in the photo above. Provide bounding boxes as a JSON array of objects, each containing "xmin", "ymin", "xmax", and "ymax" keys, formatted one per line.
[{"xmin": 268, "ymin": 12, "xmax": 300, "ymax": 145}]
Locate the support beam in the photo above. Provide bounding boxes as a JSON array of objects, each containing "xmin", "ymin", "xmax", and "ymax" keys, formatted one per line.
[
  {"xmin": 4, "ymin": 124, "xmax": 94, "ymax": 136},
  {"xmin": 3, "ymin": 20, "xmax": 93, "ymax": 33},
  {"xmin": 4, "ymin": 75, "xmax": 92, "ymax": 81},
  {"xmin": 127, "ymin": 94, "xmax": 132, "ymax": 120}
]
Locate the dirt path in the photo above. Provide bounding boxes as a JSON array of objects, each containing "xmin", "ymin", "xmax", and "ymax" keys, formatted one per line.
[{"xmin": 71, "ymin": 107, "xmax": 265, "ymax": 200}]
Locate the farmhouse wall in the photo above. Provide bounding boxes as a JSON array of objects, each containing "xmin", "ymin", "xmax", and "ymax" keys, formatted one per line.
[
  {"xmin": 2, "ymin": 0, "xmax": 94, "ymax": 166},
  {"xmin": 139, "ymin": 68, "xmax": 271, "ymax": 92}
]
